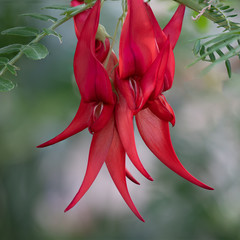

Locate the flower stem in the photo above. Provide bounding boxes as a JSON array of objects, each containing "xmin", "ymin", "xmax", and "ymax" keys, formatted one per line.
[
  {"xmin": 104, "ymin": 17, "xmax": 121, "ymax": 69},
  {"xmin": 0, "ymin": 2, "xmax": 96, "ymax": 78}
]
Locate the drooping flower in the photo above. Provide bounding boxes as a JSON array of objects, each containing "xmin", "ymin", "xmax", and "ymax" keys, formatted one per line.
[
  {"xmin": 38, "ymin": 0, "xmax": 213, "ymax": 222},
  {"xmin": 116, "ymin": 0, "xmax": 213, "ymax": 190},
  {"xmin": 38, "ymin": 0, "xmax": 145, "ymax": 221}
]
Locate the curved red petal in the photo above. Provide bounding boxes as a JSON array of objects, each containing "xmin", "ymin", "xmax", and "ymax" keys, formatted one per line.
[
  {"xmin": 73, "ymin": 0, "xmax": 114, "ymax": 104},
  {"xmin": 72, "ymin": 1, "xmax": 90, "ymax": 39},
  {"xmin": 71, "ymin": 0, "xmax": 84, "ymax": 7},
  {"xmin": 95, "ymin": 39, "xmax": 110, "ymax": 63},
  {"xmin": 126, "ymin": 169, "xmax": 140, "ymax": 185},
  {"xmin": 115, "ymin": 75, "xmax": 138, "ymax": 111},
  {"xmin": 162, "ymin": 48, "xmax": 175, "ymax": 92},
  {"xmin": 37, "ymin": 101, "xmax": 94, "ymax": 148},
  {"xmin": 142, "ymin": 3, "xmax": 176, "ymax": 92},
  {"xmin": 144, "ymin": 2, "xmax": 167, "ymax": 47},
  {"xmin": 105, "ymin": 126, "xmax": 144, "ymax": 221},
  {"xmin": 163, "ymin": 4, "xmax": 185, "ymax": 49},
  {"xmin": 64, "ymin": 116, "xmax": 114, "ymax": 212},
  {"xmin": 119, "ymin": 0, "xmax": 158, "ymax": 78},
  {"xmin": 116, "ymin": 95, "xmax": 153, "ymax": 181},
  {"xmin": 148, "ymin": 95, "xmax": 175, "ymax": 126},
  {"xmin": 141, "ymin": 40, "xmax": 170, "ymax": 106},
  {"xmin": 136, "ymin": 108, "xmax": 214, "ymax": 190},
  {"xmin": 90, "ymin": 103, "xmax": 115, "ymax": 133}
]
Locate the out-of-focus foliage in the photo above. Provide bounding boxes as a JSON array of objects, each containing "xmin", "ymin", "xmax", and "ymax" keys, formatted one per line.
[
  {"xmin": 1, "ymin": 0, "xmax": 240, "ymax": 240},
  {"xmin": 187, "ymin": 0, "xmax": 240, "ymax": 78}
]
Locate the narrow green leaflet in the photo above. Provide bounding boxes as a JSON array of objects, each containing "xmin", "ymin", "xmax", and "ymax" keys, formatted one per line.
[
  {"xmin": 62, "ymin": 5, "xmax": 87, "ymax": 16},
  {"xmin": 22, "ymin": 43, "xmax": 49, "ymax": 60},
  {"xmin": 6, "ymin": 64, "xmax": 17, "ymax": 76},
  {"xmin": 21, "ymin": 13, "xmax": 58, "ymax": 23},
  {"xmin": 193, "ymin": 39, "xmax": 201, "ymax": 55},
  {"xmin": 0, "ymin": 57, "xmax": 9, "ymax": 65},
  {"xmin": 43, "ymin": 28, "xmax": 62, "ymax": 43},
  {"xmin": 42, "ymin": 5, "xmax": 70, "ymax": 10},
  {"xmin": 0, "ymin": 44, "xmax": 22, "ymax": 55},
  {"xmin": 0, "ymin": 77, "xmax": 15, "ymax": 92},
  {"xmin": 1, "ymin": 27, "xmax": 40, "ymax": 37},
  {"xmin": 225, "ymin": 60, "xmax": 232, "ymax": 78}
]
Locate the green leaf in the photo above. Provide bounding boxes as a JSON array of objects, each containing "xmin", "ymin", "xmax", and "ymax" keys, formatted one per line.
[
  {"xmin": 209, "ymin": 52, "xmax": 216, "ymax": 62},
  {"xmin": 225, "ymin": 60, "xmax": 232, "ymax": 78},
  {"xmin": 1, "ymin": 27, "xmax": 39, "ymax": 37},
  {"xmin": 62, "ymin": 5, "xmax": 87, "ymax": 16},
  {"xmin": 0, "ymin": 57, "xmax": 9, "ymax": 65},
  {"xmin": 200, "ymin": 45, "xmax": 205, "ymax": 56},
  {"xmin": 21, "ymin": 13, "xmax": 58, "ymax": 23},
  {"xmin": 42, "ymin": 5, "xmax": 70, "ymax": 10},
  {"xmin": 0, "ymin": 44, "xmax": 22, "ymax": 54},
  {"xmin": 193, "ymin": 40, "xmax": 201, "ymax": 55},
  {"xmin": 22, "ymin": 43, "xmax": 49, "ymax": 60},
  {"xmin": 6, "ymin": 64, "xmax": 17, "ymax": 76},
  {"xmin": 43, "ymin": 28, "xmax": 62, "ymax": 43},
  {"xmin": 0, "ymin": 77, "xmax": 15, "ymax": 92}
]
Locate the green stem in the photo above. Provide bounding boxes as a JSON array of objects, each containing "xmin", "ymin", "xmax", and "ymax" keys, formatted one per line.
[
  {"xmin": 0, "ymin": 2, "xmax": 96, "ymax": 78},
  {"xmin": 104, "ymin": 17, "xmax": 121, "ymax": 69}
]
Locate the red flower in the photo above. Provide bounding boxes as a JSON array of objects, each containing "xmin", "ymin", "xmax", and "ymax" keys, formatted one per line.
[
  {"xmin": 116, "ymin": 0, "xmax": 213, "ymax": 190},
  {"xmin": 38, "ymin": 0, "xmax": 144, "ymax": 221},
  {"xmin": 38, "ymin": 0, "xmax": 213, "ymax": 222}
]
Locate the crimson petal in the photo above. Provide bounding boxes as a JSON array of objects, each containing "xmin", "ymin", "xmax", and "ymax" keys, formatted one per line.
[
  {"xmin": 105, "ymin": 126, "xmax": 144, "ymax": 221},
  {"xmin": 116, "ymin": 95, "xmax": 153, "ymax": 181},
  {"xmin": 119, "ymin": 0, "xmax": 158, "ymax": 78},
  {"xmin": 141, "ymin": 40, "xmax": 170, "ymax": 105},
  {"xmin": 148, "ymin": 95, "xmax": 175, "ymax": 126},
  {"xmin": 143, "ymin": 2, "xmax": 176, "ymax": 92},
  {"xmin": 37, "ymin": 101, "xmax": 94, "ymax": 148},
  {"xmin": 163, "ymin": 5, "xmax": 185, "ymax": 50},
  {"xmin": 162, "ymin": 49, "xmax": 175, "ymax": 92},
  {"xmin": 95, "ymin": 39, "xmax": 110, "ymax": 63},
  {"xmin": 73, "ymin": 0, "xmax": 114, "ymax": 104},
  {"xmin": 64, "ymin": 116, "xmax": 114, "ymax": 212},
  {"xmin": 90, "ymin": 103, "xmax": 115, "ymax": 133},
  {"xmin": 136, "ymin": 108, "xmax": 214, "ymax": 190},
  {"xmin": 71, "ymin": 0, "xmax": 89, "ymax": 39},
  {"xmin": 144, "ymin": 2, "xmax": 167, "ymax": 47},
  {"xmin": 126, "ymin": 169, "xmax": 140, "ymax": 185}
]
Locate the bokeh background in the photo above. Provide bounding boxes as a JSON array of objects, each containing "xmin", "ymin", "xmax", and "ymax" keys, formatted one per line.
[{"xmin": 1, "ymin": 0, "xmax": 240, "ymax": 239}]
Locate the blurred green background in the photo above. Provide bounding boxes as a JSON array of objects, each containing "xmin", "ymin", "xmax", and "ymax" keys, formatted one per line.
[{"xmin": 1, "ymin": 0, "xmax": 240, "ymax": 239}]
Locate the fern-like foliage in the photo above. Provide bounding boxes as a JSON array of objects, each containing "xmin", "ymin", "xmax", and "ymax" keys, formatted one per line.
[
  {"xmin": 192, "ymin": 0, "xmax": 240, "ymax": 78},
  {"xmin": 0, "ymin": 3, "xmax": 94, "ymax": 92},
  {"xmin": 197, "ymin": 0, "xmax": 239, "ymax": 30}
]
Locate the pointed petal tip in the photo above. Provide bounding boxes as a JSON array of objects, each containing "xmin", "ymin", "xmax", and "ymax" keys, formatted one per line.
[
  {"xmin": 139, "ymin": 215, "xmax": 145, "ymax": 222},
  {"xmin": 36, "ymin": 142, "xmax": 49, "ymax": 148},
  {"xmin": 64, "ymin": 205, "xmax": 72, "ymax": 213},
  {"xmin": 203, "ymin": 185, "xmax": 214, "ymax": 191},
  {"xmin": 148, "ymin": 175, "xmax": 154, "ymax": 181}
]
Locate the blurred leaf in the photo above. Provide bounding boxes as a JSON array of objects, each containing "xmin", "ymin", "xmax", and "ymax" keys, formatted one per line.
[
  {"xmin": 42, "ymin": 5, "xmax": 70, "ymax": 10},
  {"xmin": 1, "ymin": 27, "xmax": 40, "ymax": 37},
  {"xmin": 6, "ymin": 64, "xmax": 17, "ymax": 76},
  {"xmin": 193, "ymin": 14, "xmax": 209, "ymax": 33},
  {"xmin": 21, "ymin": 13, "xmax": 58, "ymax": 23},
  {"xmin": 22, "ymin": 43, "xmax": 49, "ymax": 60},
  {"xmin": 225, "ymin": 59, "xmax": 232, "ymax": 78},
  {"xmin": 0, "ymin": 77, "xmax": 15, "ymax": 92},
  {"xmin": 0, "ymin": 44, "xmax": 22, "ymax": 55},
  {"xmin": 0, "ymin": 57, "xmax": 9, "ymax": 65},
  {"xmin": 43, "ymin": 28, "xmax": 62, "ymax": 43},
  {"xmin": 193, "ymin": 39, "xmax": 201, "ymax": 55}
]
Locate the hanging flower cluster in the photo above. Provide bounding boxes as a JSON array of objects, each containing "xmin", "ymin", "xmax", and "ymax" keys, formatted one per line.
[{"xmin": 38, "ymin": 0, "xmax": 213, "ymax": 221}]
